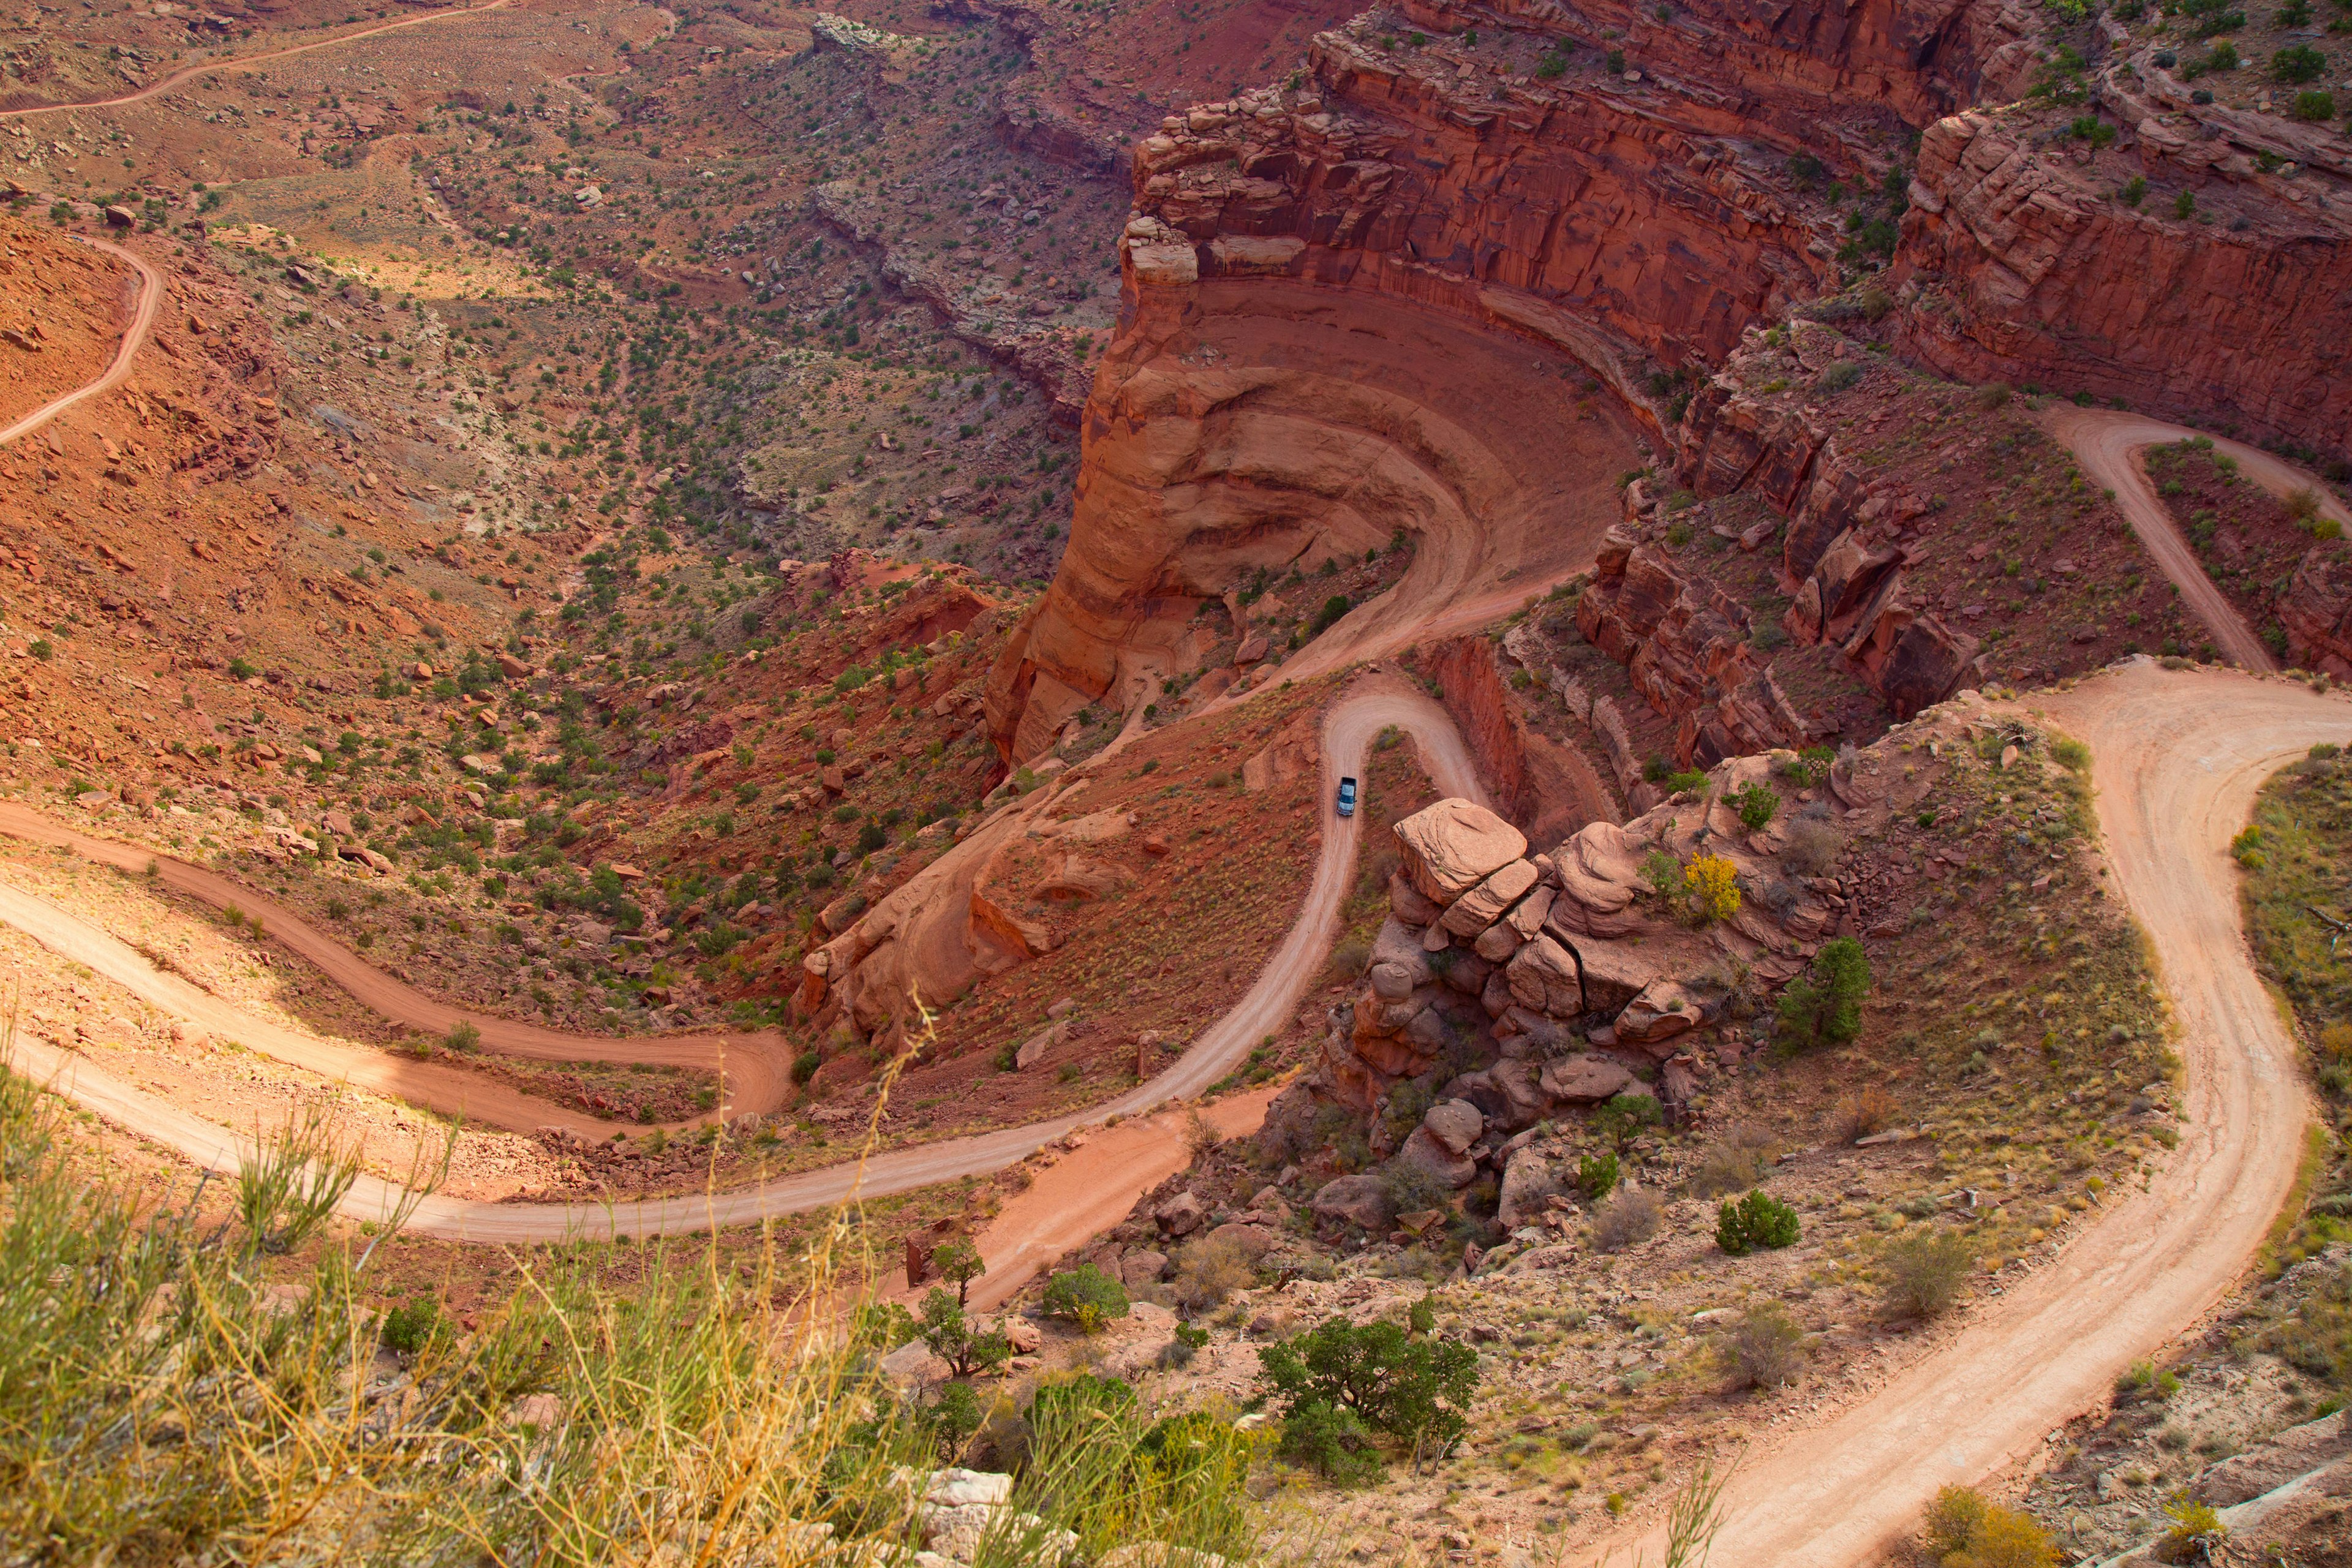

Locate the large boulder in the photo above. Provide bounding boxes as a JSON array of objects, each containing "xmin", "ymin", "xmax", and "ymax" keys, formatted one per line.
[
  {"xmin": 1616, "ymin": 980, "xmax": 1705, "ymax": 1050},
  {"xmin": 1540, "ymin": 1054, "xmax": 1639, "ymax": 1103},
  {"xmin": 1565, "ymin": 937, "xmax": 1660, "ymax": 1012},
  {"xmin": 1497, "ymin": 1148, "xmax": 1559, "ymax": 1228},
  {"xmin": 1440, "ymin": 858, "xmax": 1540, "ymax": 937},
  {"xmin": 1396, "ymin": 1125, "xmax": 1479, "ymax": 1188},
  {"xmin": 1472, "ymin": 921, "xmax": 1525, "ymax": 963},
  {"xmin": 1394, "ymin": 799, "xmax": 1528, "ymax": 905},
  {"xmin": 1371, "ymin": 916, "xmax": 1436, "ymax": 984},
  {"xmin": 1421, "ymin": 1098, "xmax": 1485, "ymax": 1155},
  {"xmin": 1388, "ymin": 871, "xmax": 1444, "ymax": 926},
  {"xmin": 1121, "ymin": 1249, "xmax": 1170, "ymax": 1286},
  {"xmin": 1370, "ymin": 961, "xmax": 1417, "ymax": 1000},
  {"xmin": 1310, "ymin": 1174, "xmax": 1393, "ymax": 1232},
  {"xmin": 1487, "ymin": 1057, "xmax": 1549, "ymax": 1129},
  {"xmin": 1505, "ymin": 934, "xmax": 1583, "ymax": 1017}
]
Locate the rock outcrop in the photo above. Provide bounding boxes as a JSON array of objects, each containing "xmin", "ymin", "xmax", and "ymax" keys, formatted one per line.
[
  {"xmin": 1313, "ymin": 788, "xmax": 1838, "ymax": 1124},
  {"xmin": 1894, "ymin": 64, "xmax": 2352, "ymax": 456},
  {"xmin": 2280, "ymin": 544, "xmax": 2352, "ymax": 680}
]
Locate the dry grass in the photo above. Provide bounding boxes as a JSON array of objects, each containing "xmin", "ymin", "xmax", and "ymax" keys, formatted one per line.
[
  {"xmin": 0, "ymin": 1025, "xmax": 1262, "ymax": 1564},
  {"xmin": 1590, "ymin": 1187, "xmax": 1664, "ymax": 1252}
]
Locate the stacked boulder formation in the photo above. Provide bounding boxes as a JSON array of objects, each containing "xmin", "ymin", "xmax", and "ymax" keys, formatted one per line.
[{"xmin": 1297, "ymin": 765, "xmax": 1853, "ymax": 1191}]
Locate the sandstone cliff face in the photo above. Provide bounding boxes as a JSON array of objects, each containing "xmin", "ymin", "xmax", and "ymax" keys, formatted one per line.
[
  {"xmin": 1895, "ymin": 58, "xmax": 2352, "ymax": 455},
  {"xmin": 2281, "ymin": 544, "xmax": 2352, "ymax": 680},
  {"xmin": 981, "ymin": 0, "xmax": 2024, "ymax": 758}
]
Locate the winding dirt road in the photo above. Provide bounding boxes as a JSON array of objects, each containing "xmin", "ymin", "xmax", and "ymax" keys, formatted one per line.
[
  {"xmin": 0, "ymin": 237, "xmax": 159, "ymax": 450},
  {"xmin": 1602, "ymin": 660, "xmax": 2350, "ymax": 1567},
  {"xmin": 0, "ymin": 1, "xmax": 507, "ymax": 124},
  {"xmin": 2042, "ymin": 407, "xmax": 2351, "ymax": 673},
  {"xmin": 5, "ymin": 680, "xmax": 1481, "ymax": 1254}
]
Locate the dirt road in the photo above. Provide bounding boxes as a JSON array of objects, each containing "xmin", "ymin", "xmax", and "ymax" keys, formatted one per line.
[
  {"xmin": 0, "ymin": 237, "xmax": 159, "ymax": 450},
  {"xmin": 0, "ymin": 802, "xmax": 794, "ymax": 1124},
  {"xmin": 4, "ymin": 680, "xmax": 1482, "ymax": 1248},
  {"xmin": 0, "ymin": 1, "xmax": 507, "ymax": 123},
  {"xmin": 2041, "ymin": 407, "xmax": 2345, "ymax": 673},
  {"xmin": 1602, "ymin": 660, "xmax": 2349, "ymax": 1567}
]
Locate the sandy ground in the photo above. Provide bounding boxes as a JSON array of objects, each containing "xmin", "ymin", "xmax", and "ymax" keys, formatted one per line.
[{"xmin": 1595, "ymin": 660, "xmax": 2352, "ymax": 1567}]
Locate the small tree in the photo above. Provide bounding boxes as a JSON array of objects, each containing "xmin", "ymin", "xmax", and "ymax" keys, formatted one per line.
[
  {"xmin": 918, "ymin": 1287, "xmax": 1011, "ymax": 1379},
  {"xmin": 1716, "ymin": 1190, "xmax": 1801, "ymax": 1256},
  {"xmin": 1594, "ymin": 1091, "xmax": 1663, "ymax": 1150},
  {"xmin": 1041, "ymin": 1264, "xmax": 1130, "ymax": 1333},
  {"xmin": 1258, "ymin": 1317, "xmax": 1479, "ymax": 1460},
  {"xmin": 932, "ymin": 1236, "xmax": 985, "ymax": 1309},
  {"xmin": 1777, "ymin": 936, "xmax": 1871, "ymax": 1049}
]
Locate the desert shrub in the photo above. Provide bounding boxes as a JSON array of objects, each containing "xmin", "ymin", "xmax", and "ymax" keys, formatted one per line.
[
  {"xmin": 2159, "ymin": 1495, "xmax": 2226, "ymax": 1561},
  {"xmin": 1716, "ymin": 1190, "xmax": 1801, "ymax": 1256},
  {"xmin": 1690, "ymin": 1139, "xmax": 1767, "ymax": 1199},
  {"xmin": 1170, "ymin": 1234, "xmax": 1257, "ymax": 1314},
  {"xmin": 1816, "ymin": 360, "xmax": 1863, "ymax": 394},
  {"xmin": 1781, "ymin": 815, "xmax": 1845, "ymax": 876},
  {"xmin": 445, "ymin": 1020, "xmax": 481, "ymax": 1054},
  {"xmin": 2274, "ymin": 42, "xmax": 2326, "ymax": 82},
  {"xmin": 380, "ymin": 1295, "xmax": 445, "ymax": 1357},
  {"xmin": 1576, "ymin": 1150, "xmax": 1621, "ymax": 1200},
  {"xmin": 1882, "ymin": 1228, "xmax": 1975, "ymax": 1318},
  {"xmin": 1725, "ymin": 1300, "xmax": 1804, "ymax": 1389},
  {"xmin": 1591, "ymin": 1186, "xmax": 1664, "ymax": 1251},
  {"xmin": 2049, "ymin": 735, "xmax": 2091, "ymax": 772},
  {"xmin": 1379, "ymin": 1155, "xmax": 1453, "ymax": 1219},
  {"xmin": 1331, "ymin": 938, "xmax": 1373, "ymax": 981},
  {"xmin": 2291, "ymin": 89, "xmax": 2337, "ymax": 122},
  {"xmin": 1923, "ymin": 1487, "xmax": 2059, "ymax": 1567},
  {"xmin": 1777, "ymin": 937, "xmax": 1872, "ymax": 1050},
  {"xmin": 1686, "ymin": 853, "xmax": 1741, "ymax": 922},
  {"xmin": 1733, "ymin": 782, "xmax": 1780, "ymax": 831},
  {"xmin": 1833, "ymin": 1084, "xmax": 1899, "ymax": 1143},
  {"xmin": 1276, "ymin": 1399, "xmax": 1385, "ymax": 1485},
  {"xmin": 1257, "ymin": 1317, "xmax": 1479, "ymax": 1458},
  {"xmin": 1593, "ymin": 1091, "xmax": 1664, "ymax": 1149},
  {"xmin": 1972, "ymin": 382, "xmax": 2012, "ymax": 411},
  {"xmin": 1042, "ymin": 1264, "xmax": 1131, "ymax": 1333}
]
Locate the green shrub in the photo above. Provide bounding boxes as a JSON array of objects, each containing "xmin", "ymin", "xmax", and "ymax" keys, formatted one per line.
[
  {"xmin": 1777, "ymin": 937, "xmax": 1871, "ymax": 1049},
  {"xmin": 1276, "ymin": 1399, "xmax": 1385, "ymax": 1485},
  {"xmin": 2120, "ymin": 175, "xmax": 2147, "ymax": 206},
  {"xmin": 1816, "ymin": 361, "xmax": 1863, "ymax": 394},
  {"xmin": 1593, "ymin": 1091, "xmax": 1663, "ymax": 1149},
  {"xmin": 1923, "ymin": 1487, "xmax": 2059, "ymax": 1566},
  {"xmin": 444, "ymin": 1020, "xmax": 481, "ymax": 1053},
  {"xmin": 1716, "ymin": 1189, "xmax": 1801, "ymax": 1255},
  {"xmin": 1576, "ymin": 1150, "xmax": 1620, "ymax": 1200},
  {"xmin": 380, "ymin": 1295, "xmax": 443, "ymax": 1355},
  {"xmin": 1041, "ymin": 1264, "xmax": 1130, "ymax": 1333},
  {"xmin": 1257, "ymin": 1316, "xmax": 1480, "ymax": 1457},
  {"xmin": 2291, "ymin": 88, "xmax": 2336, "ymax": 121},
  {"xmin": 2273, "ymin": 43, "xmax": 2326, "ymax": 82},
  {"xmin": 1733, "ymin": 781, "xmax": 1780, "ymax": 831}
]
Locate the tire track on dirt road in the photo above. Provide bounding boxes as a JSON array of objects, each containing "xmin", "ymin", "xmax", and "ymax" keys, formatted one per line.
[
  {"xmin": 4, "ymin": 680, "xmax": 1482, "ymax": 1258},
  {"xmin": 1600, "ymin": 660, "xmax": 2350, "ymax": 1568}
]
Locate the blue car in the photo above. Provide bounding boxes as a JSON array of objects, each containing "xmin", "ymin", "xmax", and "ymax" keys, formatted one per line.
[{"xmin": 1336, "ymin": 777, "xmax": 1358, "ymax": 818}]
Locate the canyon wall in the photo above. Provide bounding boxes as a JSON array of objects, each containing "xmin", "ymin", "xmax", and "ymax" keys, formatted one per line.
[{"xmin": 1893, "ymin": 47, "xmax": 2352, "ymax": 455}]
